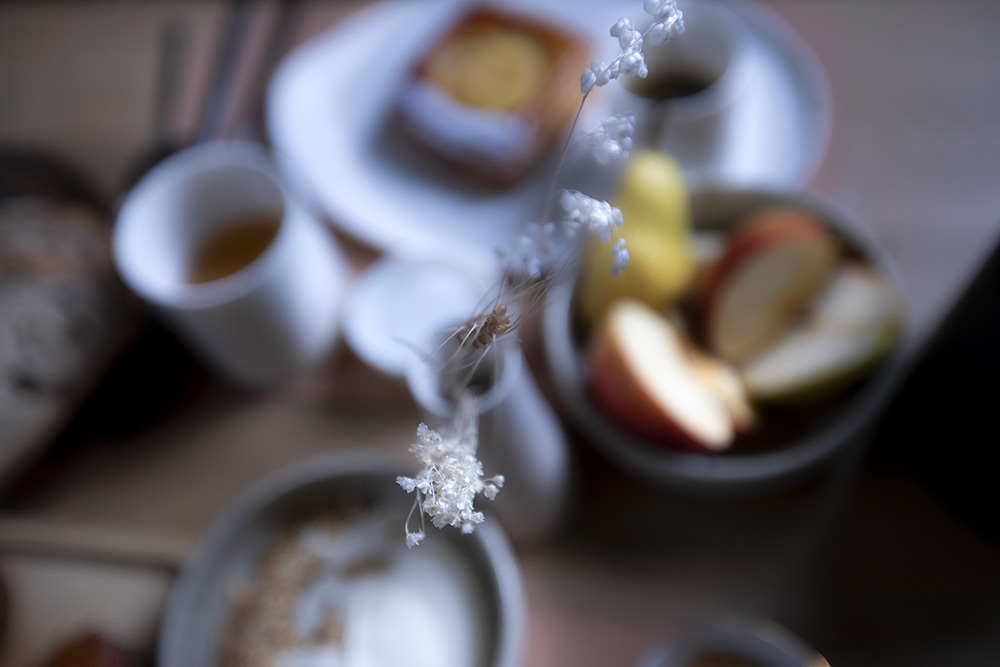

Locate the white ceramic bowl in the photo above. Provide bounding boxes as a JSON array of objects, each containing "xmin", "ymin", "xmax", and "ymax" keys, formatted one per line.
[
  {"xmin": 543, "ymin": 186, "xmax": 909, "ymax": 494},
  {"xmin": 159, "ymin": 455, "xmax": 525, "ymax": 666}
]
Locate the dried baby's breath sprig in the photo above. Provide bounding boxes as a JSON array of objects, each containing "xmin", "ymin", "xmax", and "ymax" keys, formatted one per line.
[
  {"xmin": 541, "ymin": 0, "xmax": 685, "ymax": 239},
  {"xmin": 587, "ymin": 113, "xmax": 636, "ymax": 166},
  {"xmin": 401, "ymin": 3, "xmax": 684, "ymax": 545},
  {"xmin": 560, "ymin": 190, "xmax": 624, "ymax": 243},
  {"xmin": 645, "ymin": 0, "xmax": 686, "ymax": 43},
  {"xmin": 610, "ymin": 238, "xmax": 630, "ymax": 277},
  {"xmin": 581, "ymin": 0, "xmax": 685, "ymax": 93},
  {"xmin": 511, "ymin": 222, "xmax": 560, "ymax": 278},
  {"xmin": 501, "ymin": 189, "xmax": 625, "ymax": 296},
  {"xmin": 397, "ymin": 393, "xmax": 504, "ymax": 548}
]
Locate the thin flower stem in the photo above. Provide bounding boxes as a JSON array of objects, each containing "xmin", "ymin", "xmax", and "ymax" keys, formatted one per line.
[
  {"xmin": 539, "ymin": 92, "xmax": 591, "ymax": 226},
  {"xmin": 405, "ymin": 495, "xmax": 420, "ymax": 534}
]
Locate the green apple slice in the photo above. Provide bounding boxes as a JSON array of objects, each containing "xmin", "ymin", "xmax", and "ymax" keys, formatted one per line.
[{"xmin": 742, "ymin": 263, "xmax": 905, "ymax": 403}]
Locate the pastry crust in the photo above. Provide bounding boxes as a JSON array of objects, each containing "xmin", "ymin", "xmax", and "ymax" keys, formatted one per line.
[{"xmin": 396, "ymin": 6, "xmax": 590, "ymax": 188}]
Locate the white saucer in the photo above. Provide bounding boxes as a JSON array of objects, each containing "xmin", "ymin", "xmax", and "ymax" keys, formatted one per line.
[
  {"xmin": 340, "ymin": 254, "xmax": 495, "ymax": 378},
  {"xmin": 705, "ymin": 0, "xmax": 833, "ymax": 188},
  {"xmin": 266, "ymin": 0, "xmax": 831, "ymax": 262}
]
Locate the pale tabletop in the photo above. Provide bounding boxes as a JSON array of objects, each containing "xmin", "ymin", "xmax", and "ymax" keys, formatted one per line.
[{"xmin": 0, "ymin": 1, "xmax": 998, "ymax": 666}]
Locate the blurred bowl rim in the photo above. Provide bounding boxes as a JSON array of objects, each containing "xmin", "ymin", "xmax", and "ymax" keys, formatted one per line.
[
  {"xmin": 542, "ymin": 184, "xmax": 911, "ymax": 494},
  {"xmin": 635, "ymin": 617, "xmax": 828, "ymax": 667},
  {"xmin": 158, "ymin": 453, "xmax": 526, "ymax": 667}
]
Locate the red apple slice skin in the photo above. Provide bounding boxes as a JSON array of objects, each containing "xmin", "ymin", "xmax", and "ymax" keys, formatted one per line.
[
  {"xmin": 703, "ymin": 208, "xmax": 838, "ymax": 364},
  {"xmin": 586, "ymin": 300, "xmax": 733, "ymax": 453}
]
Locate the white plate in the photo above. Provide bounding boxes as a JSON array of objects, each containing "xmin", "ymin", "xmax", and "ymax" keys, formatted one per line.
[{"xmin": 266, "ymin": 0, "xmax": 831, "ymax": 263}]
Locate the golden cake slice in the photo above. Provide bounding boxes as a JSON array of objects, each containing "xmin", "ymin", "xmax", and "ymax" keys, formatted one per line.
[
  {"xmin": 396, "ymin": 7, "xmax": 590, "ymax": 187},
  {"xmin": 423, "ymin": 22, "xmax": 550, "ymax": 112}
]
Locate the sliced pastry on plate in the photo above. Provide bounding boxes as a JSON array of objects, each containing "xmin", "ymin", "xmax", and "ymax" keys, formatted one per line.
[{"xmin": 395, "ymin": 6, "xmax": 590, "ymax": 188}]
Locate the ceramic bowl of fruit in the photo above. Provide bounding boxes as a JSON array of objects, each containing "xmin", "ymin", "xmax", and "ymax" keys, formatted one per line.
[{"xmin": 543, "ymin": 150, "xmax": 909, "ymax": 493}]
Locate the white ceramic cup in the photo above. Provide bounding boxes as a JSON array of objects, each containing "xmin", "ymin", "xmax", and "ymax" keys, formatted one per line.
[
  {"xmin": 613, "ymin": 0, "xmax": 756, "ymax": 179},
  {"xmin": 113, "ymin": 140, "xmax": 349, "ymax": 388}
]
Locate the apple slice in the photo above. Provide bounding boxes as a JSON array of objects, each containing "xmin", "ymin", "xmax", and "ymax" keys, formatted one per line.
[
  {"xmin": 691, "ymin": 352, "xmax": 756, "ymax": 434},
  {"xmin": 742, "ymin": 263, "xmax": 906, "ymax": 403},
  {"xmin": 586, "ymin": 299, "xmax": 734, "ymax": 452},
  {"xmin": 702, "ymin": 207, "xmax": 838, "ymax": 364}
]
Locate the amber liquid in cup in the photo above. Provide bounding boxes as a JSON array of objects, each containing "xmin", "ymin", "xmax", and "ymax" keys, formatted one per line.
[{"xmin": 188, "ymin": 216, "xmax": 281, "ymax": 284}]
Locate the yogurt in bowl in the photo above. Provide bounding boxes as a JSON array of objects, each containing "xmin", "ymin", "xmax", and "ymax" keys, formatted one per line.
[{"xmin": 159, "ymin": 455, "xmax": 524, "ymax": 667}]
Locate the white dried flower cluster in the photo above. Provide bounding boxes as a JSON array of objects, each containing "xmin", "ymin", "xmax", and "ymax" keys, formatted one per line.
[
  {"xmin": 609, "ymin": 238, "xmax": 630, "ymax": 276},
  {"xmin": 512, "ymin": 221, "xmax": 559, "ymax": 278},
  {"xmin": 646, "ymin": 0, "xmax": 685, "ymax": 46},
  {"xmin": 510, "ymin": 113, "xmax": 634, "ymax": 278},
  {"xmin": 560, "ymin": 190, "xmax": 624, "ymax": 244},
  {"xmin": 397, "ymin": 395, "xmax": 504, "ymax": 548},
  {"xmin": 510, "ymin": 187, "xmax": 629, "ymax": 278},
  {"xmin": 581, "ymin": 18, "xmax": 645, "ymax": 92},
  {"xmin": 580, "ymin": 1, "xmax": 685, "ymax": 94},
  {"xmin": 587, "ymin": 113, "xmax": 636, "ymax": 166},
  {"xmin": 403, "ymin": 528, "xmax": 424, "ymax": 549},
  {"xmin": 646, "ymin": 20, "xmax": 683, "ymax": 49}
]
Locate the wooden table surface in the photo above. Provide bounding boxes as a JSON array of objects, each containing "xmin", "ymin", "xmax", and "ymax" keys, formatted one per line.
[{"xmin": 1, "ymin": 1, "xmax": 999, "ymax": 666}]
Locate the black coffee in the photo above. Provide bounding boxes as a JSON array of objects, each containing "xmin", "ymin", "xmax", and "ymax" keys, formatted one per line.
[{"xmin": 632, "ymin": 68, "xmax": 717, "ymax": 101}]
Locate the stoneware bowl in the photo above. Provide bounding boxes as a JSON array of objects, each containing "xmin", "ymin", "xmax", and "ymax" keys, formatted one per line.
[
  {"xmin": 543, "ymin": 185, "xmax": 910, "ymax": 494},
  {"xmin": 159, "ymin": 455, "xmax": 525, "ymax": 666}
]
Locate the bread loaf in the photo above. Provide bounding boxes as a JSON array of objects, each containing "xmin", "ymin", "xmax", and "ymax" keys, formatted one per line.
[{"xmin": 0, "ymin": 197, "xmax": 137, "ymax": 481}]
